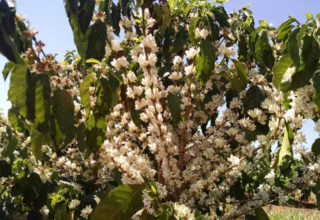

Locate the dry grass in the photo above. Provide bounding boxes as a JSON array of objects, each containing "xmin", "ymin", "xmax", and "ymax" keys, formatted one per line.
[{"xmin": 263, "ymin": 205, "xmax": 320, "ymax": 220}]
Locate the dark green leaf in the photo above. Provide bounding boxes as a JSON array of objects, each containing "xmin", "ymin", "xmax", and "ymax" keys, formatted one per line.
[
  {"xmin": 8, "ymin": 107, "xmax": 27, "ymax": 133},
  {"xmin": 243, "ymin": 85, "xmax": 266, "ymax": 112},
  {"xmin": 111, "ymin": 3, "xmax": 121, "ymax": 36},
  {"xmin": 31, "ymin": 125, "xmax": 48, "ymax": 160},
  {"xmin": 1, "ymin": 136, "xmax": 18, "ymax": 158},
  {"xmin": 171, "ymin": 26, "xmax": 187, "ymax": 53},
  {"xmin": 212, "ymin": 6, "xmax": 229, "ymax": 27},
  {"xmin": 194, "ymin": 209, "xmax": 206, "ymax": 220},
  {"xmin": 95, "ymin": 77, "xmax": 113, "ymax": 116},
  {"xmin": 2, "ymin": 60, "xmax": 14, "ymax": 80},
  {"xmin": 272, "ymin": 54, "xmax": 293, "ymax": 90},
  {"xmin": 287, "ymin": 28, "xmax": 300, "ymax": 67},
  {"xmin": 255, "ymin": 31, "xmax": 274, "ymax": 69},
  {"xmin": 196, "ymin": 39, "xmax": 215, "ymax": 83},
  {"xmin": 167, "ymin": 93, "xmax": 182, "ymax": 126},
  {"xmin": 80, "ymin": 73, "xmax": 93, "ymax": 116},
  {"xmin": 255, "ymin": 207, "xmax": 269, "ymax": 220},
  {"xmin": 86, "ymin": 20, "xmax": 107, "ymax": 60},
  {"xmin": 312, "ymin": 138, "xmax": 320, "ymax": 157},
  {"xmin": 8, "ymin": 62, "xmax": 29, "ymax": 118},
  {"xmin": 78, "ymin": 0, "xmax": 95, "ymax": 34},
  {"xmin": 52, "ymin": 89, "xmax": 76, "ymax": 146},
  {"xmin": 91, "ymin": 184, "xmax": 146, "ymax": 220},
  {"xmin": 0, "ymin": 160, "xmax": 12, "ymax": 177}
]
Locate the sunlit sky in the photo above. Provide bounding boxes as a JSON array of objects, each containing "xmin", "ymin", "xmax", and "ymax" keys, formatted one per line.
[{"xmin": 0, "ymin": 0, "xmax": 319, "ymax": 147}]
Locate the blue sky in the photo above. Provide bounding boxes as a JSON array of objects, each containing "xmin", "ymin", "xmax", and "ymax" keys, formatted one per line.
[{"xmin": 0, "ymin": 0, "xmax": 319, "ymax": 147}]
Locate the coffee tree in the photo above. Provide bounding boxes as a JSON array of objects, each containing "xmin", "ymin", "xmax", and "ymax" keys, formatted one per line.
[{"xmin": 1, "ymin": 0, "xmax": 320, "ymax": 219}]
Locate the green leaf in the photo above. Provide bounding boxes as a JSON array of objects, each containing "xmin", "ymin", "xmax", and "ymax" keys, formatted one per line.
[
  {"xmin": 95, "ymin": 77, "xmax": 113, "ymax": 116},
  {"xmin": 34, "ymin": 75, "xmax": 51, "ymax": 128},
  {"xmin": 64, "ymin": 0, "xmax": 88, "ymax": 58},
  {"xmin": 196, "ymin": 39, "xmax": 215, "ymax": 83},
  {"xmin": 194, "ymin": 209, "xmax": 206, "ymax": 220},
  {"xmin": 111, "ymin": 3, "xmax": 121, "ymax": 36},
  {"xmin": 2, "ymin": 61, "xmax": 14, "ymax": 80},
  {"xmin": 255, "ymin": 207, "xmax": 269, "ymax": 220},
  {"xmin": 0, "ymin": 160, "xmax": 11, "ymax": 177},
  {"xmin": 212, "ymin": 6, "xmax": 229, "ymax": 27},
  {"xmin": 86, "ymin": 58, "xmax": 101, "ymax": 64},
  {"xmin": 91, "ymin": 184, "xmax": 146, "ymax": 220},
  {"xmin": 277, "ymin": 18, "xmax": 295, "ymax": 42},
  {"xmin": 287, "ymin": 28, "xmax": 300, "ymax": 67},
  {"xmin": 171, "ymin": 26, "xmax": 187, "ymax": 53},
  {"xmin": 80, "ymin": 73, "xmax": 93, "ymax": 116},
  {"xmin": 85, "ymin": 114, "xmax": 107, "ymax": 154},
  {"xmin": 312, "ymin": 138, "xmax": 320, "ymax": 157},
  {"xmin": 31, "ymin": 125, "xmax": 47, "ymax": 160},
  {"xmin": 288, "ymin": 35, "xmax": 320, "ymax": 91},
  {"xmin": 243, "ymin": 85, "xmax": 266, "ymax": 112},
  {"xmin": 272, "ymin": 54, "xmax": 293, "ymax": 90},
  {"xmin": 1, "ymin": 136, "xmax": 18, "ymax": 158},
  {"xmin": 255, "ymin": 30, "xmax": 274, "ymax": 69},
  {"xmin": 259, "ymin": 20, "xmax": 268, "ymax": 27},
  {"xmin": 277, "ymin": 124, "xmax": 294, "ymax": 168},
  {"xmin": 8, "ymin": 107, "xmax": 27, "ymax": 133},
  {"xmin": 222, "ymin": 60, "xmax": 249, "ymax": 92},
  {"xmin": 167, "ymin": 92, "xmax": 182, "ymax": 126},
  {"xmin": 52, "ymin": 89, "xmax": 76, "ymax": 146},
  {"xmin": 238, "ymin": 35, "xmax": 248, "ymax": 62},
  {"xmin": 86, "ymin": 20, "xmax": 107, "ymax": 60},
  {"xmin": 78, "ymin": 0, "xmax": 95, "ymax": 34},
  {"xmin": 189, "ymin": 17, "xmax": 200, "ymax": 45},
  {"xmin": 8, "ymin": 61, "xmax": 29, "ymax": 118}
]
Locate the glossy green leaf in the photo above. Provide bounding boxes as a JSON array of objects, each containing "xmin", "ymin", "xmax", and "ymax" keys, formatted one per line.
[
  {"xmin": 85, "ymin": 114, "xmax": 107, "ymax": 153},
  {"xmin": 171, "ymin": 26, "xmax": 187, "ymax": 53},
  {"xmin": 212, "ymin": 6, "xmax": 229, "ymax": 27},
  {"xmin": 196, "ymin": 39, "xmax": 215, "ymax": 83},
  {"xmin": 80, "ymin": 73, "xmax": 93, "ymax": 116},
  {"xmin": 272, "ymin": 54, "xmax": 293, "ymax": 90},
  {"xmin": 8, "ymin": 62, "xmax": 29, "ymax": 118},
  {"xmin": 167, "ymin": 92, "xmax": 182, "ymax": 126},
  {"xmin": 255, "ymin": 30, "xmax": 274, "ymax": 69},
  {"xmin": 91, "ymin": 184, "xmax": 146, "ymax": 220}
]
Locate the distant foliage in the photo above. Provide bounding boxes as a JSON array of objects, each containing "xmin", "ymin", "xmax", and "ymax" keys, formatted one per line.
[{"xmin": 1, "ymin": 0, "xmax": 320, "ymax": 219}]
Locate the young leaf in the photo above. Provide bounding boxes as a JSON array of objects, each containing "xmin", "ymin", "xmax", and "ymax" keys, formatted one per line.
[
  {"xmin": 2, "ymin": 60, "xmax": 14, "ymax": 80},
  {"xmin": 91, "ymin": 184, "xmax": 146, "ymax": 220},
  {"xmin": 277, "ymin": 124, "xmax": 294, "ymax": 168},
  {"xmin": 255, "ymin": 207, "xmax": 269, "ymax": 220}
]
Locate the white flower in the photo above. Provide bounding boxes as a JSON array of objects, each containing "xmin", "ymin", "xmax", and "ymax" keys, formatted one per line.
[
  {"xmin": 80, "ymin": 205, "xmax": 93, "ymax": 219},
  {"xmin": 111, "ymin": 57, "xmax": 129, "ymax": 71},
  {"xmin": 281, "ymin": 66, "xmax": 295, "ymax": 84},
  {"xmin": 68, "ymin": 199, "xmax": 80, "ymax": 209},
  {"xmin": 228, "ymin": 155, "xmax": 240, "ymax": 166},
  {"xmin": 142, "ymin": 34, "xmax": 158, "ymax": 53},
  {"xmin": 185, "ymin": 47, "xmax": 199, "ymax": 60},
  {"xmin": 127, "ymin": 71, "xmax": 137, "ymax": 82},
  {"xmin": 173, "ymin": 56, "xmax": 182, "ymax": 66},
  {"xmin": 199, "ymin": 29, "xmax": 209, "ymax": 39}
]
